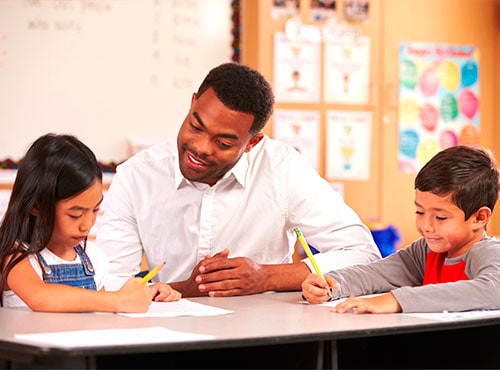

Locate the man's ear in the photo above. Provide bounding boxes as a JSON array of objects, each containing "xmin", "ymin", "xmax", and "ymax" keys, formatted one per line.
[{"xmin": 244, "ymin": 133, "xmax": 264, "ymax": 153}]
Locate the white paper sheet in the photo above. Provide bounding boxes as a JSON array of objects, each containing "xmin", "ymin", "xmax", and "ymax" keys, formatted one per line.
[
  {"xmin": 299, "ymin": 297, "xmax": 500, "ymax": 321},
  {"xmin": 118, "ymin": 299, "xmax": 233, "ymax": 318},
  {"xmin": 15, "ymin": 326, "xmax": 214, "ymax": 348}
]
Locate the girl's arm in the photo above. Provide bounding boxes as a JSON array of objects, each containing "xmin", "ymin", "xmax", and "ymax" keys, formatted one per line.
[{"xmin": 6, "ymin": 257, "xmax": 154, "ymax": 313}]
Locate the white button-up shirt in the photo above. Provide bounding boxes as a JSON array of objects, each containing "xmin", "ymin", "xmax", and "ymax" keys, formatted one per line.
[{"xmin": 96, "ymin": 136, "xmax": 381, "ymax": 284}]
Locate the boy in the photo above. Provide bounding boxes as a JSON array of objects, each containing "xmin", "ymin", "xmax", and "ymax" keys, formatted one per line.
[{"xmin": 302, "ymin": 145, "xmax": 500, "ymax": 313}]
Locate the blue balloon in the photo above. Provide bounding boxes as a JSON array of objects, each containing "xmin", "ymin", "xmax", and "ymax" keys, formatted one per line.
[
  {"xmin": 461, "ymin": 61, "xmax": 478, "ymax": 87},
  {"xmin": 399, "ymin": 130, "xmax": 419, "ymax": 158}
]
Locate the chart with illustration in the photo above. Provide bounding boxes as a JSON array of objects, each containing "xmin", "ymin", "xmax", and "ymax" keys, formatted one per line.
[{"xmin": 398, "ymin": 42, "xmax": 480, "ymax": 173}]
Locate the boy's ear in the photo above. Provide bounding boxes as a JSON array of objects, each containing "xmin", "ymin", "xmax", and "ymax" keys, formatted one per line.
[{"xmin": 474, "ymin": 206, "xmax": 491, "ymax": 228}]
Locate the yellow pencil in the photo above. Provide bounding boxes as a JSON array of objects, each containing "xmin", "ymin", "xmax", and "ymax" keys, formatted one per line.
[
  {"xmin": 140, "ymin": 261, "xmax": 166, "ymax": 284},
  {"xmin": 294, "ymin": 227, "xmax": 332, "ymax": 298}
]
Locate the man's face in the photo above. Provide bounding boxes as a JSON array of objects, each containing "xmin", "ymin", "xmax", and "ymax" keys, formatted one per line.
[{"xmin": 177, "ymin": 88, "xmax": 262, "ymax": 186}]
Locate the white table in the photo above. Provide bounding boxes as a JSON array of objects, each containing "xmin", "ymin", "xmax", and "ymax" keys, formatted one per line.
[{"xmin": 1, "ymin": 291, "xmax": 499, "ymax": 369}]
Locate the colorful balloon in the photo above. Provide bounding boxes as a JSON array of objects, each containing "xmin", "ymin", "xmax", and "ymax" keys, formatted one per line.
[
  {"xmin": 398, "ymin": 157, "xmax": 416, "ymax": 173},
  {"xmin": 440, "ymin": 94, "xmax": 458, "ymax": 122},
  {"xmin": 416, "ymin": 139, "xmax": 440, "ymax": 168},
  {"xmin": 461, "ymin": 61, "xmax": 478, "ymax": 87},
  {"xmin": 439, "ymin": 130, "xmax": 458, "ymax": 149},
  {"xmin": 399, "ymin": 129, "xmax": 419, "ymax": 159},
  {"xmin": 399, "ymin": 98, "xmax": 419, "ymax": 126},
  {"xmin": 419, "ymin": 65, "xmax": 440, "ymax": 97},
  {"xmin": 400, "ymin": 59, "xmax": 418, "ymax": 89},
  {"xmin": 459, "ymin": 124, "xmax": 480, "ymax": 146},
  {"xmin": 419, "ymin": 103, "xmax": 439, "ymax": 132},
  {"xmin": 458, "ymin": 89, "xmax": 479, "ymax": 119},
  {"xmin": 439, "ymin": 60, "xmax": 460, "ymax": 91}
]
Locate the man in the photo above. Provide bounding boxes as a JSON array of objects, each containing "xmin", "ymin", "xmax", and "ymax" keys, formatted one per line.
[{"xmin": 96, "ymin": 62, "xmax": 381, "ymax": 297}]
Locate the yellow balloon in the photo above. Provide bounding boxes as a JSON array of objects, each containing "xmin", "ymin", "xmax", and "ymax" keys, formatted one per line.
[
  {"xmin": 398, "ymin": 98, "xmax": 419, "ymax": 127},
  {"xmin": 439, "ymin": 60, "xmax": 460, "ymax": 91},
  {"xmin": 416, "ymin": 139, "xmax": 440, "ymax": 169}
]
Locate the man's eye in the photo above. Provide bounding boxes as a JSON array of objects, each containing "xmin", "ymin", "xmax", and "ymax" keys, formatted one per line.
[
  {"xmin": 217, "ymin": 141, "xmax": 232, "ymax": 149},
  {"xmin": 190, "ymin": 122, "xmax": 202, "ymax": 131}
]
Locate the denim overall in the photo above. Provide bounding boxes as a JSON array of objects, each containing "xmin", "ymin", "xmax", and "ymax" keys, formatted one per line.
[{"xmin": 36, "ymin": 245, "xmax": 97, "ymax": 290}]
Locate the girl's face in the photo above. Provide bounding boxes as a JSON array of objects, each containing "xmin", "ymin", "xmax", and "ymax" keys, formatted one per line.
[
  {"xmin": 48, "ymin": 179, "xmax": 103, "ymax": 258},
  {"xmin": 414, "ymin": 189, "xmax": 487, "ymax": 258}
]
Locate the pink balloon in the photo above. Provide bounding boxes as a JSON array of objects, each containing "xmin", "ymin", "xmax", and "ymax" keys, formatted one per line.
[
  {"xmin": 419, "ymin": 67, "xmax": 440, "ymax": 97},
  {"xmin": 458, "ymin": 89, "xmax": 478, "ymax": 119},
  {"xmin": 439, "ymin": 130, "xmax": 458, "ymax": 149},
  {"xmin": 419, "ymin": 103, "xmax": 439, "ymax": 132}
]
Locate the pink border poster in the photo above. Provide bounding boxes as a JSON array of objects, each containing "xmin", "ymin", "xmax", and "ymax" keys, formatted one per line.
[{"xmin": 398, "ymin": 42, "xmax": 480, "ymax": 173}]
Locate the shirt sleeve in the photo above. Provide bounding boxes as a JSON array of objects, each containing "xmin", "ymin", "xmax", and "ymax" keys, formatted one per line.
[
  {"xmin": 286, "ymin": 150, "xmax": 382, "ymax": 271},
  {"xmin": 393, "ymin": 239, "xmax": 500, "ymax": 312},
  {"xmin": 95, "ymin": 163, "xmax": 144, "ymax": 281},
  {"xmin": 325, "ymin": 239, "xmax": 427, "ymax": 299}
]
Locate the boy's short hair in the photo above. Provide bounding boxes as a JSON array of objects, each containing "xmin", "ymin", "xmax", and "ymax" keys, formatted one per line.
[{"xmin": 414, "ymin": 145, "xmax": 500, "ymax": 220}]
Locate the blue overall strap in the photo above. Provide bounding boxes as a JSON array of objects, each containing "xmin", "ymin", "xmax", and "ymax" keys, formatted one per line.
[{"xmin": 36, "ymin": 245, "xmax": 97, "ymax": 290}]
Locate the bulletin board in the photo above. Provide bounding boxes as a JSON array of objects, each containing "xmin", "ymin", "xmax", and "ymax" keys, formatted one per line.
[{"xmin": 0, "ymin": 0, "xmax": 235, "ymax": 164}]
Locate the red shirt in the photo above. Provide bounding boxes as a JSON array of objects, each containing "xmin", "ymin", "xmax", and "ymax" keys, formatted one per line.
[{"xmin": 423, "ymin": 251, "xmax": 469, "ymax": 285}]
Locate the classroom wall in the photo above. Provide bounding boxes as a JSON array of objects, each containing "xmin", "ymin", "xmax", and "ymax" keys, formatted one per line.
[
  {"xmin": 241, "ymin": 0, "xmax": 500, "ymax": 248},
  {"xmin": 379, "ymin": 0, "xmax": 499, "ymax": 247},
  {"xmin": 0, "ymin": 0, "xmax": 234, "ymax": 163},
  {"xmin": 1, "ymin": 0, "xmax": 499, "ymax": 250}
]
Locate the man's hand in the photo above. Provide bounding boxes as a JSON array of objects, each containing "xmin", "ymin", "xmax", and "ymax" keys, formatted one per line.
[
  {"xmin": 195, "ymin": 248, "xmax": 268, "ymax": 297},
  {"xmin": 170, "ymin": 249, "xmax": 311, "ymax": 298}
]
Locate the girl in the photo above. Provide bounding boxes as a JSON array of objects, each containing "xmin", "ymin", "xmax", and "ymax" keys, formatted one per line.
[{"xmin": 0, "ymin": 133, "xmax": 180, "ymax": 312}]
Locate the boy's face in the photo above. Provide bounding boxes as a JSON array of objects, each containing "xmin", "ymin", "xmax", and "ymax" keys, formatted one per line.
[
  {"xmin": 414, "ymin": 190, "xmax": 487, "ymax": 258},
  {"xmin": 48, "ymin": 179, "xmax": 103, "ymax": 257}
]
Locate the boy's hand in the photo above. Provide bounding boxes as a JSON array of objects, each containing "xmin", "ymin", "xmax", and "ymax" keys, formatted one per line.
[
  {"xmin": 301, "ymin": 273, "xmax": 338, "ymax": 304},
  {"xmin": 334, "ymin": 292, "xmax": 402, "ymax": 314}
]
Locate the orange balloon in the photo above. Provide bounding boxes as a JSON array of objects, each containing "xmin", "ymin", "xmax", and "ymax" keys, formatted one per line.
[{"xmin": 459, "ymin": 124, "xmax": 480, "ymax": 146}]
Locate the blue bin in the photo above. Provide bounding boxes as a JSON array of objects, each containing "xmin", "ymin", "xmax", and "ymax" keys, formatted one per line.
[{"xmin": 370, "ymin": 225, "xmax": 400, "ymax": 257}]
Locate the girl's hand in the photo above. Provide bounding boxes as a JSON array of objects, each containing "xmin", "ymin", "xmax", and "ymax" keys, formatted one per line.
[
  {"xmin": 150, "ymin": 282, "xmax": 182, "ymax": 302},
  {"xmin": 115, "ymin": 277, "xmax": 153, "ymax": 313}
]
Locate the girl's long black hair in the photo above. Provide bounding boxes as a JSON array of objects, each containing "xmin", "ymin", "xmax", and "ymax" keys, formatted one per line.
[{"xmin": 0, "ymin": 133, "xmax": 102, "ymax": 306}]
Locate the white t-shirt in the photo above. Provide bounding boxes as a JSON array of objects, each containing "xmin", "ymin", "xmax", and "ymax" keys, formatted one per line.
[{"xmin": 2, "ymin": 241, "xmax": 108, "ymax": 308}]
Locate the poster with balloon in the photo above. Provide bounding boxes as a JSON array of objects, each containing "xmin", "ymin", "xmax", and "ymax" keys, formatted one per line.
[{"xmin": 398, "ymin": 42, "xmax": 479, "ymax": 173}]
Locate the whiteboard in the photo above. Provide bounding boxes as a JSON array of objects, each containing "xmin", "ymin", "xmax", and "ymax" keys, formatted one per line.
[{"xmin": 0, "ymin": 0, "xmax": 233, "ymax": 162}]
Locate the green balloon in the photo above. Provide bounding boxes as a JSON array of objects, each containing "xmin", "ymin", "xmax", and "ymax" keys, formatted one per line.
[
  {"xmin": 400, "ymin": 60, "xmax": 418, "ymax": 89},
  {"xmin": 440, "ymin": 94, "xmax": 458, "ymax": 122}
]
